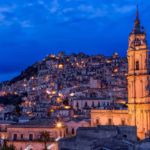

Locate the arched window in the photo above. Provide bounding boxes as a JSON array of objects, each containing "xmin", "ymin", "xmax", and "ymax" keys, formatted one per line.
[
  {"xmin": 21, "ymin": 134, "xmax": 24, "ymax": 140},
  {"xmin": 66, "ymin": 128, "xmax": 68, "ymax": 134},
  {"xmin": 76, "ymin": 102, "xmax": 79, "ymax": 108},
  {"xmin": 96, "ymin": 118, "xmax": 99, "ymax": 125},
  {"xmin": 92, "ymin": 101, "xmax": 95, "ymax": 108},
  {"xmin": 84, "ymin": 102, "xmax": 88, "ymax": 108},
  {"xmin": 121, "ymin": 120, "xmax": 125, "ymax": 125},
  {"xmin": 108, "ymin": 118, "xmax": 112, "ymax": 125},
  {"xmin": 29, "ymin": 134, "xmax": 33, "ymax": 141},
  {"xmin": 136, "ymin": 61, "xmax": 139, "ymax": 70},
  {"xmin": 13, "ymin": 134, "xmax": 17, "ymax": 141},
  {"xmin": 97, "ymin": 102, "xmax": 100, "ymax": 108}
]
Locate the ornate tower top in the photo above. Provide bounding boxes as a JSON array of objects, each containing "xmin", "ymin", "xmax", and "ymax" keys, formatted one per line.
[
  {"xmin": 128, "ymin": 5, "xmax": 148, "ymax": 51},
  {"xmin": 132, "ymin": 5, "xmax": 144, "ymax": 34}
]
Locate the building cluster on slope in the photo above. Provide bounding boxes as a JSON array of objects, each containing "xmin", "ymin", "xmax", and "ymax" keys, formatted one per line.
[
  {"xmin": 0, "ymin": 5, "xmax": 150, "ymax": 150},
  {"xmin": 0, "ymin": 52, "xmax": 129, "ymax": 149},
  {"xmin": 0, "ymin": 52, "xmax": 128, "ymax": 119}
]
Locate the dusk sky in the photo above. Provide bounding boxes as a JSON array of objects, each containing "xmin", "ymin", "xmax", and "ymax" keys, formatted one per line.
[{"xmin": 0, "ymin": 0, "xmax": 149, "ymax": 82}]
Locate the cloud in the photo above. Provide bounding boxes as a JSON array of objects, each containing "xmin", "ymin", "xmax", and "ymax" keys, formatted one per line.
[
  {"xmin": 0, "ymin": 5, "xmax": 16, "ymax": 25},
  {"xmin": 0, "ymin": 14, "xmax": 5, "ymax": 22},
  {"xmin": 40, "ymin": 1, "xmax": 136, "ymax": 26},
  {"xmin": 20, "ymin": 20, "xmax": 32, "ymax": 28},
  {"xmin": 0, "ymin": 7, "xmax": 11, "ymax": 13},
  {"xmin": 0, "ymin": 0, "xmax": 149, "ymax": 82},
  {"xmin": 38, "ymin": 0, "xmax": 45, "ymax": 5},
  {"xmin": 0, "ymin": 0, "xmax": 136, "ymax": 28},
  {"xmin": 113, "ymin": 4, "xmax": 135, "ymax": 14},
  {"xmin": 49, "ymin": 0, "xmax": 59, "ymax": 13}
]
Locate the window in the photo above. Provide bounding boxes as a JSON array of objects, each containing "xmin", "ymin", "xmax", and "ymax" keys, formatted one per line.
[
  {"xmin": 136, "ymin": 61, "xmax": 139, "ymax": 70},
  {"xmin": 71, "ymin": 128, "xmax": 75, "ymax": 135},
  {"xmin": 96, "ymin": 119, "xmax": 99, "ymax": 125},
  {"xmin": 21, "ymin": 134, "xmax": 24, "ymax": 140},
  {"xmin": 84, "ymin": 102, "xmax": 88, "ymax": 108},
  {"xmin": 97, "ymin": 102, "xmax": 100, "ymax": 108},
  {"xmin": 59, "ymin": 131, "xmax": 62, "ymax": 137},
  {"xmin": 66, "ymin": 128, "xmax": 68, "ymax": 134},
  {"xmin": 103, "ymin": 102, "xmax": 106, "ymax": 107},
  {"xmin": 92, "ymin": 102, "xmax": 95, "ymax": 108},
  {"xmin": 13, "ymin": 134, "xmax": 17, "ymax": 141},
  {"xmin": 29, "ymin": 134, "xmax": 33, "ymax": 141},
  {"xmin": 121, "ymin": 120, "xmax": 125, "ymax": 126},
  {"xmin": 108, "ymin": 119, "xmax": 112, "ymax": 125}
]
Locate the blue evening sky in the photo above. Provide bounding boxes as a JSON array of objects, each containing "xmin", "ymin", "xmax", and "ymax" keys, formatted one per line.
[{"xmin": 0, "ymin": 0, "xmax": 149, "ymax": 81}]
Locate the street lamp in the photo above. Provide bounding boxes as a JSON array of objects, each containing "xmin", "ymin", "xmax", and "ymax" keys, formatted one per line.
[{"xmin": 56, "ymin": 122, "xmax": 62, "ymax": 128}]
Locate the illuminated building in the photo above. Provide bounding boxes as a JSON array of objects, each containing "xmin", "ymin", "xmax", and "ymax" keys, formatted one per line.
[{"xmin": 91, "ymin": 6, "xmax": 150, "ymax": 139}]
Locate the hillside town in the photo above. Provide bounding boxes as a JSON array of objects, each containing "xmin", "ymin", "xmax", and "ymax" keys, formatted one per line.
[
  {"xmin": 0, "ymin": 3, "xmax": 150, "ymax": 150},
  {"xmin": 0, "ymin": 52, "xmax": 130, "ymax": 149},
  {"xmin": 0, "ymin": 52, "xmax": 128, "ymax": 120}
]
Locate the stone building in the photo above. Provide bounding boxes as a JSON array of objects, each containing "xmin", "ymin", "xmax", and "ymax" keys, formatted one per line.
[
  {"xmin": 65, "ymin": 117, "xmax": 90, "ymax": 136},
  {"xmin": 59, "ymin": 126, "xmax": 137, "ymax": 150},
  {"xmin": 72, "ymin": 98, "xmax": 112, "ymax": 111},
  {"xmin": 91, "ymin": 7, "xmax": 150, "ymax": 139},
  {"xmin": 0, "ymin": 120, "xmax": 66, "ymax": 150}
]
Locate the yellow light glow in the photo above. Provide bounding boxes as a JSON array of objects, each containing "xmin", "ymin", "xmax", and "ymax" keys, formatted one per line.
[
  {"xmin": 57, "ymin": 97, "xmax": 62, "ymax": 103},
  {"xmin": 114, "ymin": 68, "xmax": 118, "ymax": 73},
  {"xmin": 50, "ymin": 109, "xmax": 54, "ymax": 113},
  {"xmin": 58, "ymin": 93, "xmax": 63, "ymax": 97},
  {"xmin": 64, "ymin": 106, "xmax": 71, "ymax": 109},
  {"xmin": 106, "ymin": 60, "xmax": 112, "ymax": 63},
  {"xmin": 58, "ymin": 64, "xmax": 64, "ymax": 69},
  {"xmin": 56, "ymin": 122, "xmax": 62, "ymax": 128},
  {"xmin": 52, "ymin": 90, "xmax": 56, "ymax": 95}
]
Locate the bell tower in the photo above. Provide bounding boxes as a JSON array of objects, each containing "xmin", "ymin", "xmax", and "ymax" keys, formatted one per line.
[{"xmin": 127, "ymin": 6, "xmax": 150, "ymax": 139}]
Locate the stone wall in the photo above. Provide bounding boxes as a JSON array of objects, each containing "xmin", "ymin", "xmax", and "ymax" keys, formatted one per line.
[{"xmin": 7, "ymin": 141, "xmax": 58, "ymax": 150}]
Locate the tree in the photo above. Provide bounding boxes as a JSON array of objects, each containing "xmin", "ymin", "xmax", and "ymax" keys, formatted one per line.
[
  {"xmin": 40, "ymin": 131, "xmax": 51, "ymax": 150},
  {"xmin": 15, "ymin": 105, "xmax": 21, "ymax": 116},
  {"xmin": 0, "ymin": 144, "xmax": 16, "ymax": 150}
]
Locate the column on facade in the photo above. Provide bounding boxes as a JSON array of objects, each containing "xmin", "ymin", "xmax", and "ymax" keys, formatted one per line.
[
  {"xmin": 141, "ymin": 110, "xmax": 143, "ymax": 132},
  {"xmin": 147, "ymin": 111, "xmax": 150, "ymax": 132},
  {"xmin": 145, "ymin": 110, "xmax": 148, "ymax": 136}
]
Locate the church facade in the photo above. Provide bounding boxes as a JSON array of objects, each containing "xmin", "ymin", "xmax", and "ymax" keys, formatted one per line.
[{"xmin": 91, "ymin": 7, "xmax": 150, "ymax": 140}]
